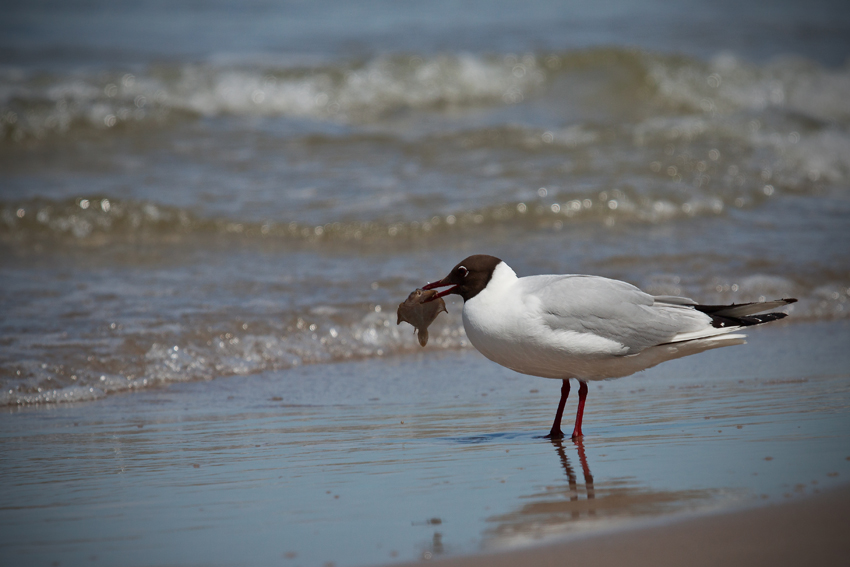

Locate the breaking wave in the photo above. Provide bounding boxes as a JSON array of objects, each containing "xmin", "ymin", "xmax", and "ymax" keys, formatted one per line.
[
  {"xmin": 0, "ymin": 52, "xmax": 546, "ymax": 140},
  {"xmin": 0, "ymin": 304, "xmax": 471, "ymax": 406},
  {"xmin": 2, "ymin": 48, "xmax": 849, "ymax": 141}
]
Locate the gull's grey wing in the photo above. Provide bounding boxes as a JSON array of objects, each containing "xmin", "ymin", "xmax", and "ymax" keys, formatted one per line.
[{"xmin": 519, "ymin": 275, "xmax": 711, "ymax": 353}]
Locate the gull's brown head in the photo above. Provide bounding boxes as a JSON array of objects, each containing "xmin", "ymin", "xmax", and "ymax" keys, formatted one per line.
[{"xmin": 422, "ymin": 254, "xmax": 502, "ymax": 302}]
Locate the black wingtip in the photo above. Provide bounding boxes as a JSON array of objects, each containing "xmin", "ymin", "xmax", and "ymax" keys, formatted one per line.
[
  {"xmin": 709, "ymin": 311, "xmax": 790, "ymax": 329},
  {"xmin": 697, "ymin": 297, "xmax": 797, "ymax": 329}
]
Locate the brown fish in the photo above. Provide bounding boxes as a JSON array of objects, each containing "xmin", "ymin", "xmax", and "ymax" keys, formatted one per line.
[{"xmin": 397, "ymin": 288, "xmax": 448, "ymax": 347}]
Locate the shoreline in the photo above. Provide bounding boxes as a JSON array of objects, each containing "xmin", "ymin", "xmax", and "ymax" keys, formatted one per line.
[
  {"xmin": 404, "ymin": 482, "xmax": 850, "ymax": 567},
  {"xmin": 2, "ymin": 320, "xmax": 848, "ymax": 567},
  {"xmin": 4, "ymin": 317, "xmax": 840, "ymax": 411}
]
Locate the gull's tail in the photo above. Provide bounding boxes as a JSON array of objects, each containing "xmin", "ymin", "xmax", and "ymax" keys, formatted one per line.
[{"xmin": 693, "ymin": 298, "xmax": 798, "ymax": 328}]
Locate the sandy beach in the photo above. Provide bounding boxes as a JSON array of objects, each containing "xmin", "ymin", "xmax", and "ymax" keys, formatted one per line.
[
  {"xmin": 2, "ymin": 319, "xmax": 849, "ymax": 567},
  {"xmin": 405, "ymin": 482, "xmax": 850, "ymax": 567}
]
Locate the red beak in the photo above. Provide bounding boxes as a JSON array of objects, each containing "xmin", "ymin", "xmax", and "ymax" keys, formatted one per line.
[{"xmin": 422, "ymin": 279, "xmax": 457, "ymax": 301}]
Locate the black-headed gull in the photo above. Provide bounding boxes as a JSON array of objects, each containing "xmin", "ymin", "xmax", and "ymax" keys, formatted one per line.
[{"xmin": 423, "ymin": 255, "xmax": 796, "ymax": 439}]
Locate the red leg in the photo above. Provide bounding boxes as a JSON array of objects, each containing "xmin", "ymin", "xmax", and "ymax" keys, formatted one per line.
[
  {"xmin": 545, "ymin": 380, "xmax": 570, "ymax": 439},
  {"xmin": 571, "ymin": 380, "xmax": 588, "ymax": 439}
]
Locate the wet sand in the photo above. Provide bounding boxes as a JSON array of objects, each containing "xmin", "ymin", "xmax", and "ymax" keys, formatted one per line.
[
  {"xmin": 2, "ymin": 320, "xmax": 849, "ymax": 567},
  {"xmin": 403, "ymin": 482, "xmax": 850, "ymax": 567}
]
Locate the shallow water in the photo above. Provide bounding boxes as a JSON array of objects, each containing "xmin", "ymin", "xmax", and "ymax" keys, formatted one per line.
[{"xmin": 2, "ymin": 321, "xmax": 849, "ymax": 567}]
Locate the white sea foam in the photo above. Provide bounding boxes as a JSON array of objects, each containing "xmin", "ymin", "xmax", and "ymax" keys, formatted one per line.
[
  {"xmin": 646, "ymin": 52, "xmax": 850, "ymax": 121},
  {"xmin": 0, "ymin": 53, "xmax": 548, "ymax": 140}
]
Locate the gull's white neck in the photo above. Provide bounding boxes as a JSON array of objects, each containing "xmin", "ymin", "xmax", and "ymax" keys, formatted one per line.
[
  {"xmin": 474, "ymin": 261, "xmax": 518, "ymax": 302},
  {"xmin": 462, "ymin": 262, "xmax": 519, "ymax": 352}
]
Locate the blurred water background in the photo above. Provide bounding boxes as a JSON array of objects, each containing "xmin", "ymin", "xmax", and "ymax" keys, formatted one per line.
[{"xmin": 1, "ymin": 0, "xmax": 849, "ymax": 404}]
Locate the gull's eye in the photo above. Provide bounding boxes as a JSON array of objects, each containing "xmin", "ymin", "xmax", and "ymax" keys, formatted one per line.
[{"xmin": 457, "ymin": 266, "xmax": 468, "ymax": 278}]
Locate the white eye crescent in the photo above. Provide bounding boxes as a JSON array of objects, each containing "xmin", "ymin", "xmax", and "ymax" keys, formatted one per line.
[{"xmin": 458, "ymin": 266, "xmax": 468, "ymax": 277}]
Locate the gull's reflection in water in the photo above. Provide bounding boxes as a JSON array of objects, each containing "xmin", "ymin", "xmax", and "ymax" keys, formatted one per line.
[
  {"xmin": 552, "ymin": 438, "xmax": 595, "ymax": 518},
  {"xmin": 483, "ymin": 438, "xmax": 713, "ymax": 549}
]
